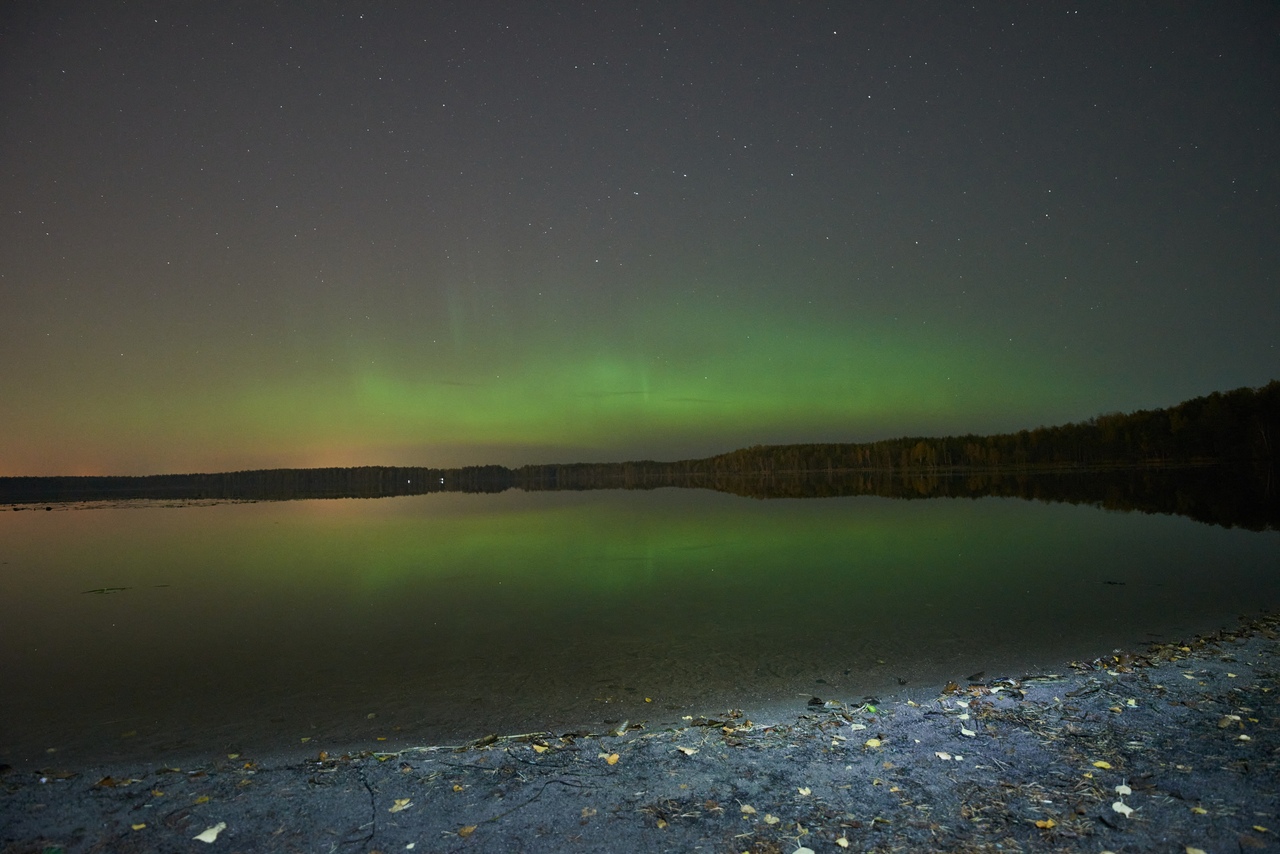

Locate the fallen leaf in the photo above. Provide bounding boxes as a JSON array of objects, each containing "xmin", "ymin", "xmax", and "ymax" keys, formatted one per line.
[
  {"xmin": 656, "ymin": 819, "xmax": 668, "ymax": 829},
  {"xmin": 581, "ymin": 808, "xmax": 597, "ymax": 818},
  {"xmin": 836, "ymin": 838, "xmax": 850, "ymax": 849},
  {"xmin": 604, "ymin": 752, "xmax": 619, "ymax": 765},
  {"xmin": 389, "ymin": 798, "xmax": 412, "ymax": 813},
  {"xmin": 452, "ymin": 784, "xmax": 464, "ymax": 792},
  {"xmin": 935, "ymin": 751, "xmax": 952, "ymax": 760},
  {"xmin": 849, "ymin": 722, "xmax": 867, "ymax": 731},
  {"xmin": 677, "ymin": 747, "xmax": 698, "ymax": 756},
  {"xmin": 1255, "ymin": 826, "xmax": 1270, "ymax": 833},
  {"xmin": 193, "ymin": 822, "xmax": 227, "ymax": 843},
  {"xmin": 794, "ymin": 848, "xmax": 815, "ymax": 854},
  {"xmin": 131, "ymin": 823, "xmax": 146, "ymax": 831},
  {"xmin": 194, "ymin": 795, "xmax": 211, "ymax": 805},
  {"xmin": 798, "ymin": 786, "xmax": 811, "ymax": 796},
  {"xmin": 740, "ymin": 804, "xmax": 757, "ymax": 814},
  {"xmin": 1219, "ymin": 714, "xmax": 1242, "ymax": 728},
  {"xmin": 1112, "ymin": 801, "xmax": 1134, "ymax": 818},
  {"xmin": 1035, "ymin": 818, "xmax": 1056, "ymax": 829},
  {"xmin": 763, "ymin": 813, "xmax": 780, "ymax": 825},
  {"xmin": 1239, "ymin": 734, "xmax": 1252, "ymax": 741},
  {"xmin": 227, "ymin": 753, "xmax": 239, "ymax": 759},
  {"xmin": 1191, "ymin": 806, "xmax": 1208, "ymax": 815},
  {"xmin": 458, "ymin": 825, "xmax": 476, "ymax": 838},
  {"xmin": 1092, "ymin": 760, "xmax": 1113, "ymax": 770},
  {"xmin": 960, "ymin": 727, "xmax": 976, "ymax": 737},
  {"xmin": 1187, "ymin": 848, "xmax": 1208, "ymax": 854},
  {"xmin": 532, "ymin": 744, "xmax": 549, "ymax": 754},
  {"xmin": 151, "ymin": 789, "xmax": 164, "ymax": 797},
  {"xmin": 864, "ymin": 738, "xmax": 882, "ymax": 748},
  {"xmin": 1114, "ymin": 784, "xmax": 1132, "ymax": 796}
]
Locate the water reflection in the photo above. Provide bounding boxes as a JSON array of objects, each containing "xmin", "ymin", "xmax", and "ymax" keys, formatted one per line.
[
  {"xmin": 1, "ymin": 485, "xmax": 1277, "ymax": 769},
  {"xmin": 3, "ymin": 462, "xmax": 1277, "ymax": 530}
]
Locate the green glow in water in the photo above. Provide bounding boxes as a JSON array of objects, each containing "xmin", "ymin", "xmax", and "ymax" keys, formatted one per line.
[{"xmin": 2, "ymin": 490, "xmax": 1276, "ymax": 767}]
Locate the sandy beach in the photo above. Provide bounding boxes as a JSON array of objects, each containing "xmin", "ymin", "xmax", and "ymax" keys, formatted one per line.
[{"xmin": 2, "ymin": 614, "xmax": 1277, "ymax": 853}]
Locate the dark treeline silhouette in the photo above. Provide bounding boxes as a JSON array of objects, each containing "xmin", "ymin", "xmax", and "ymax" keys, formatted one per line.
[
  {"xmin": 685, "ymin": 379, "xmax": 1280, "ymax": 474},
  {"xmin": 0, "ymin": 465, "xmax": 512, "ymax": 503},
  {"xmin": 2, "ymin": 381, "xmax": 1276, "ymax": 529}
]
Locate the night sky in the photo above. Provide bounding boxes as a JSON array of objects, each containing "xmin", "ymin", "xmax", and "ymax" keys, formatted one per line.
[{"xmin": 2, "ymin": 3, "xmax": 1277, "ymax": 476}]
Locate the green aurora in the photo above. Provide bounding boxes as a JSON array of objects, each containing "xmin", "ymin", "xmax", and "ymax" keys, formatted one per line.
[{"xmin": 0, "ymin": 296, "xmax": 1094, "ymax": 475}]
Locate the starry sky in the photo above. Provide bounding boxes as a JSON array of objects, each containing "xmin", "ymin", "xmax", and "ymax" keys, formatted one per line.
[{"xmin": 2, "ymin": 2, "xmax": 1277, "ymax": 476}]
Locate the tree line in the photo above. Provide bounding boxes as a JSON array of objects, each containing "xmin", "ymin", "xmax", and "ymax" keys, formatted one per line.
[
  {"xmin": 2, "ymin": 381, "xmax": 1275, "ymax": 528},
  {"xmin": 682, "ymin": 379, "xmax": 1278, "ymax": 475}
]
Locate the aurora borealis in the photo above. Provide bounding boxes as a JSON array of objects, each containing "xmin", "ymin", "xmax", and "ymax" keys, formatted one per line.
[{"xmin": 2, "ymin": 3, "xmax": 1277, "ymax": 475}]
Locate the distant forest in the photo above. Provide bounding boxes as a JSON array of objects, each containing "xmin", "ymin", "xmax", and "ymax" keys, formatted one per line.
[
  {"xmin": 2, "ymin": 381, "xmax": 1276, "ymax": 529},
  {"xmin": 678, "ymin": 378, "xmax": 1279, "ymax": 475}
]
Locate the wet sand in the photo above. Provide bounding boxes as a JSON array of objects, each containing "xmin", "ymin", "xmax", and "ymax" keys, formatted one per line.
[{"xmin": 2, "ymin": 614, "xmax": 1277, "ymax": 853}]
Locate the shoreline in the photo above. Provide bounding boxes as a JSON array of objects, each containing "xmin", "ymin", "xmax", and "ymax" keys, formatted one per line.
[{"xmin": 3, "ymin": 615, "xmax": 1277, "ymax": 853}]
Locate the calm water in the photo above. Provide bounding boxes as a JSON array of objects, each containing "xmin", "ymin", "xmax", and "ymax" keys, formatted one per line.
[{"xmin": 1, "ymin": 488, "xmax": 1277, "ymax": 769}]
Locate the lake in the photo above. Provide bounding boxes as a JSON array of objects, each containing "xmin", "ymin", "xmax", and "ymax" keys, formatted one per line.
[{"xmin": 1, "ymin": 485, "xmax": 1277, "ymax": 769}]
